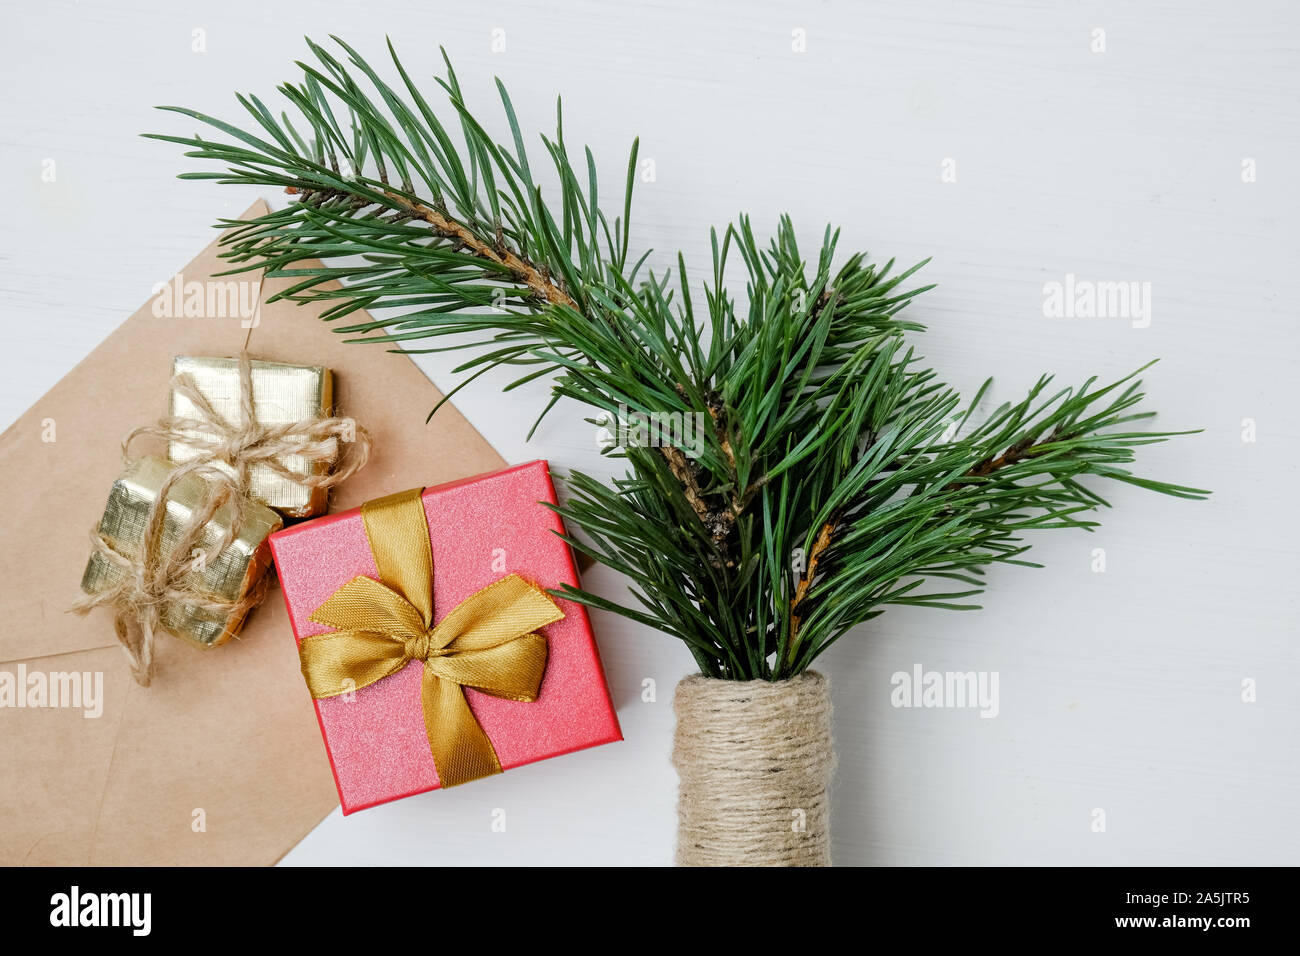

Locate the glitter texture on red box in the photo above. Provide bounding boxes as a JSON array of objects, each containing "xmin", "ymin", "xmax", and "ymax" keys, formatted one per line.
[{"xmin": 269, "ymin": 460, "xmax": 622, "ymax": 813}]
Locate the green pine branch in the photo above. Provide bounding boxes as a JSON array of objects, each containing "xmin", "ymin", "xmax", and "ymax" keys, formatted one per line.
[{"xmin": 150, "ymin": 37, "xmax": 1210, "ymax": 680}]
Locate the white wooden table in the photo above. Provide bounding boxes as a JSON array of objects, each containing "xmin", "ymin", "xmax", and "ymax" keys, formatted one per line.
[{"xmin": 2, "ymin": 0, "xmax": 1295, "ymax": 865}]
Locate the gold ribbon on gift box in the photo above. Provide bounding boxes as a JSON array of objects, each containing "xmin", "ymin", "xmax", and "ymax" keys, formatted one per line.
[{"xmin": 296, "ymin": 488, "xmax": 564, "ymax": 788}]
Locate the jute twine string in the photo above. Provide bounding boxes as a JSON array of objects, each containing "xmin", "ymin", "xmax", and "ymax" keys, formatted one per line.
[
  {"xmin": 672, "ymin": 671, "xmax": 834, "ymax": 866},
  {"xmin": 123, "ymin": 351, "xmax": 371, "ymax": 494},
  {"xmin": 71, "ymin": 459, "xmax": 260, "ymax": 686},
  {"xmin": 73, "ymin": 352, "xmax": 370, "ymax": 686}
]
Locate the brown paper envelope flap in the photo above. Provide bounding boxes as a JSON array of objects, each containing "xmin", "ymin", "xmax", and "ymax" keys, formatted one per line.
[{"xmin": 0, "ymin": 199, "xmax": 506, "ymax": 865}]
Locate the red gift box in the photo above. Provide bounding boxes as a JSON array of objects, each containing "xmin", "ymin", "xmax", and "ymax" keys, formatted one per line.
[{"xmin": 269, "ymin": 460, "xmax": 622, "ymax": 813}]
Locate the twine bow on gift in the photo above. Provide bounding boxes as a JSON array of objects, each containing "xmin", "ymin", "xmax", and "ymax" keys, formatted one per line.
[
  {"xmin": 296, "ymin": 488, "xmax": 565, "ymax": 788},
  {"xmin": 126, "ymin": 351, "xmax": 371, "ymax": 500},
  {"xmin": 75, "ymin": 351, "xmax": 373, "ymax": 687},
  {"xmin": 72, "ymin": 460, "xmax": 260, "ymax": 686}
]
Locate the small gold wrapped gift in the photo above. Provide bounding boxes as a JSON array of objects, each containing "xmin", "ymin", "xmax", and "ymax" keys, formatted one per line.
[
  {"xmin": 80, "ymin": 455, "xmax": 282, "ymax": 648},
  {"xmin": 168, "ymin": 355, "xmax": 336, "ymax": 517}
]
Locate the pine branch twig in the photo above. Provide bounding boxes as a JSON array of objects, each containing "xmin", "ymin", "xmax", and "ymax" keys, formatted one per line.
[{"xmin": 153, "ymin": 37, "xmax": 1210, "ymax": 681}]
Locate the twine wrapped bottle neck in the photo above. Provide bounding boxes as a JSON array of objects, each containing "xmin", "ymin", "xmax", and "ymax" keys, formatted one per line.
[{"xmin": 672, "ymin": 671, "xmax": 835, "ymax": 867}]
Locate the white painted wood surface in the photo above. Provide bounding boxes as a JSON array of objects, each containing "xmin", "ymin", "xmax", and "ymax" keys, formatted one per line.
[{"xmin": 2, "ymin": 1, "xmax": 1295, "ymax": 866}]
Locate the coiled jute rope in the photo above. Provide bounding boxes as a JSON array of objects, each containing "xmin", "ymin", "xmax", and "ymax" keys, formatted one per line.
[{"xmin": 672, "ymin": 671, "xmax": 834, "ymax": 866}]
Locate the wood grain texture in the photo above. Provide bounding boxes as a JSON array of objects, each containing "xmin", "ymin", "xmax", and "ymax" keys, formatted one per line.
[{"xmin": 1, "ymin": 0, "xmax": 1295, "ymax": 865}]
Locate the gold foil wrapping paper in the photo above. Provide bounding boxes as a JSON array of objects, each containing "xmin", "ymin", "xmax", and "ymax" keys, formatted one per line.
[
  {"xmin": 80, "ymin": 456, "xmax": 282, "ymax": 647},
  {"xmin": 169, "ymin": 355, "xmax": 336, "ymax": 517}
]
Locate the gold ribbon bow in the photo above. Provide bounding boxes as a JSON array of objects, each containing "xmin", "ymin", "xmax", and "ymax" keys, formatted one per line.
[{"xmin": 296, "ymin": 488, "xmax": 564, "ymax": 787}]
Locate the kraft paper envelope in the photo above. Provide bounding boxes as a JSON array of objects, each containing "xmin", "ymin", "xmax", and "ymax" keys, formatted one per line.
[{"xmin": 0, "ymin": 200, "xmax": 509, "ymax": 865}]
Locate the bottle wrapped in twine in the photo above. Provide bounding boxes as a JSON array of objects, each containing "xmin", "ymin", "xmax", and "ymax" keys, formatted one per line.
[{"xmin": 672, "ymin": 671, "xmax": 834, "ymax": 866}]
